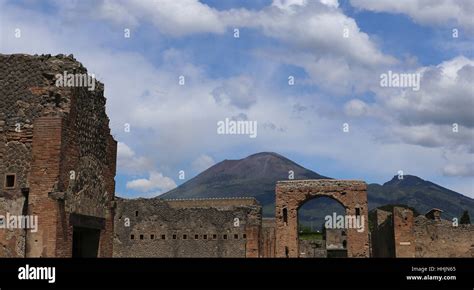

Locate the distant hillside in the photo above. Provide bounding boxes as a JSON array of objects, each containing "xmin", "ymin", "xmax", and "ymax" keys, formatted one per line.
[
  {"xmin": 367, "ymin": 175, "xmax": 474, "ymax": 220},
  {"xmin": 160, "ymin": 152, "xmax": 474, "ymax": 225}
]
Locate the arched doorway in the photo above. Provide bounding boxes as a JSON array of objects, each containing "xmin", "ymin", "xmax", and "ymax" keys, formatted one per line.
[
  {"xmin": 297, "ymin": 196, "xmax": 347, "ymax": 258},
  {"xmin": 275, "ymin": 179, "xmax": 369, "ymax": 257}
]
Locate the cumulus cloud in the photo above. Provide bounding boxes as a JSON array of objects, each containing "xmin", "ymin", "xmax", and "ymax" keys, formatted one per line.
[
  {"xmin": 350, "ymin": 0, "xmax": 474, "ymax": 31},
  {"xmin": 126, "ymin": 171, "xmax": 177, "ymax": 193},
  {"xmin": 245, "ymin": 1, "xmax": 396, "ymax": 94},
  {"xmin": 117, "ymin": 142, "xmax": 154, "ymax": 174},
  {"xmin": 96, "ymin": 0, "xmax": 225, "ymax": 36},
  {"xmin": 372, "ymin": 56, "xmax": 474, "ymax": 153},
  {"xmin": 50, "ymin": 0, "xmax": 395, "ymax": 95}
]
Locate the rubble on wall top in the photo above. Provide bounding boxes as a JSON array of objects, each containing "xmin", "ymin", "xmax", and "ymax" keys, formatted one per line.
[
  {"xmin": 0, "ymin": 53, "xmax": 76, "ymax": 60},
  {"xmin": 277, "ymin": 179, "xmax": 363, "ymax": 183},
  {"xmin": 162, "ymin": 197, "xmax": 256, "ymax": 201}
]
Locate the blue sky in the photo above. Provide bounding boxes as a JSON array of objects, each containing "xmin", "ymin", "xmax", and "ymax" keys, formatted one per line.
[{"xmin": 1, "ymin": 0, "xmax": 473, "ymax": 198}]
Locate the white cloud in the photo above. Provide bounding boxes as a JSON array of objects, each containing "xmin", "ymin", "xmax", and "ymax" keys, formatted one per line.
[
  {"xmin": 344, "ymin": 99, "xmax": 369, "ymax": 117},
  {"xmin": 192, "ymin": 154, "xmax": 215, "ymax": 173},
  {"xmin": 117, "ymin": 142, "xmax": 154, "ymax": 174},
  {"xmin": 126, "ymin": 171, "xmax": 177, "ymax": 193},
  {"xmin": 97, "ymin": 0, "xmax": 139, "ymax": 27},
  {"xmin": 443, "ymin": 163, "xmax": 474, "ymax": 177},
  {"xmin": 373, "ymin": 56, "xmax": 474, "ymax": 152},
  {"xmin": 97, "ymin": 0, "xmax": 225, "ymax": 36},
  {"xmin": 350, "ymin": 0, "xmax": 474, "ymax": 31},
  {"xmin": 117, "ymin": 142, "xmax": 135, "ymax": 159},
  {"xmin": 211, "ymin": 76, "xmax": 257, "ymax": 109},
  {"xmin": 33, "ymin": 0, "xmax": 395, "ymax": 97}
]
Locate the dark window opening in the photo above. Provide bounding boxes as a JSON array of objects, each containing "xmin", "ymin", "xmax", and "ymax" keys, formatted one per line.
[
  {"xmin": 195, "ymin": 234, "xmax": 199, "ymax": 240},
  {"xmin": 183, "ymin": 234, "xmax": 187, "ymax": 240},
  {"xmin": 203, "ymin": 235, "xmax": 207, "ymax": 240},
  {"xmin": 234, "ymin": 234, "xmax": 238, "ymax": 239},
  {"xmin": 341, "ymin": 231, "xmax": 346, "ymax": 236},
  {"xmin": 135, "ymin": 211, "xmax": 139, "ymax": 217},
  {"xmin": 243, "ymin": 234, "xmax": 247, "ymax": 239},
  {"xmin": 283, "ymin": 208, "xmax": 288, "ymax": 224},
  {"xmin": 342, "ymin": 240, "xmax": 347, "ymax": 249},
  {"xmin": 355, "ymin": 208, "xmax": 361, "ymax": 216},
  {"xmin": 173, "ymin": 234, "xmax": 177, "ymax": 240},
  {"xmin": 150, "ymin": 234, "xmax": 154, "ymax": 240},
  {"xmin": 5, "ymin": 174, "xmax": 15, "ymax": 188},
  {"xmin": 212, "ymin": 234, "xmax": 217, "ymax": 239},
  {"xmin": 161, "ymin": 235, "xmax": 166, "ymax": 240},
  {"xmin": 130, "ymin": 234, "xmax": 135, "ymax": 240},
  {"xmin": 223, "ymin": 234, "xmax": 228, "ymax": 240},
  {"xmin": 285, "ymin": 246, "xmax": 289, "ymax": 258},
  {"xmin": 139, "ymin": 234, "xmax": 144, "ymax": 240}
]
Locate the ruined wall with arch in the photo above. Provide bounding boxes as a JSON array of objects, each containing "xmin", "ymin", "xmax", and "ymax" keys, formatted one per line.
[{"xmin": 275, "ymin": 179, "xmax": 369, "ymax": 258}]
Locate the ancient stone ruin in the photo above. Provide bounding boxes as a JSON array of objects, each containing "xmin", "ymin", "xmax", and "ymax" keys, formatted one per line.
[
  {"xmin": 1, "ymin": 54, "xmax": 471, "ymax": 258},
  {"xmin": 371, "ymin": 206, "xmax": 474, "ymax": 257},
  {"xmin": 113, "ymin": 197, "xmax": 264, "ymax": 257},
  {"xmin": 0, "ymin": 54, "xmax": 117, "ymax": 257}
]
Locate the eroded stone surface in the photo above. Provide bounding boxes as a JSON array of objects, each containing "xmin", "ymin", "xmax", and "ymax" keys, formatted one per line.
[{"xmin": 0, "ymin": 54, "xmax": 116, "ymax": 257}]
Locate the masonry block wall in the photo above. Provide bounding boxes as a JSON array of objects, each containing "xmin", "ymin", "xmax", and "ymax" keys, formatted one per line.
[
  {"xmin": 414, "ymin": 216, "xmax": 474, "ymax": 257},
  {"xmin": 0, "ymin": 54, "xmax": 117, "ymax": 257},
  {"xmin": 370, "ymin": 207, "xmax": 473, "ymax": 257},
  {"xmin": 113, "ymin": 197, "xmax": 262, "ymax": 257},
  {"xmin": 165, "ymin": 198, "xmax": 258, "ymax": 209}
]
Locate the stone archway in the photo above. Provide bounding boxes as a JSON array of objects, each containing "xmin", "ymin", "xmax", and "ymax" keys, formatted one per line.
[{"xmin": 275, "ymin": 179, "xmax": 369, "ymax": 258}]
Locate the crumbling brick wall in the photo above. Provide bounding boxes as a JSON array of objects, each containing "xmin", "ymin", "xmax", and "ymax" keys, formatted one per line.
[
  {"xmin": 113, "ymin": 198, "xmax": 262, "ymax": 257},
  {"xmin": 414, "ymin": 216, "xmax": 474, "ymax": 257},
  {"xmin": 392, "ymin": 207, "xmax": 415, "ymax": 257},
  {"xmin": 260, "ymin": 218, "xmax": 276, "ymax": 257},
  {"xmin": 0, "ymin": 54, "xmax": 116, "ymax": 257},
  {"xmin": 299, "ymin": 239, "xmax": 326, "ymax": 258},
  {"xmin": 371, "ymin": 207, "xmax": 473, "ymax": 257},
  {"xmin": 369, "ymin": 209, "xmax": 395, "ymax": 257}
]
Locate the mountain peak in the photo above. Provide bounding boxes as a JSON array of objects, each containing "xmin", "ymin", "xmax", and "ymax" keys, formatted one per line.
[
  {"xmin": 161, "ymin": 152, "xmax": 327, "ymax": 204},
  {"xmin": 384, "ymin": 174, "xmax": 425, "ymax": 187},
  {"xmin": 247, "ymin": 152, "xmax": 285, "ymax": 158}
]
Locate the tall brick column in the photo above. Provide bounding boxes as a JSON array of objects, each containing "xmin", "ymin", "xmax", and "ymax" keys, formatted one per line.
[
  {"xmin": 393, "ymin": 207, "xmax": 415, "ymax": 257},
  {"xmin": 26, "ymin": 116, "xmax": 64, "ymax": 257}
]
